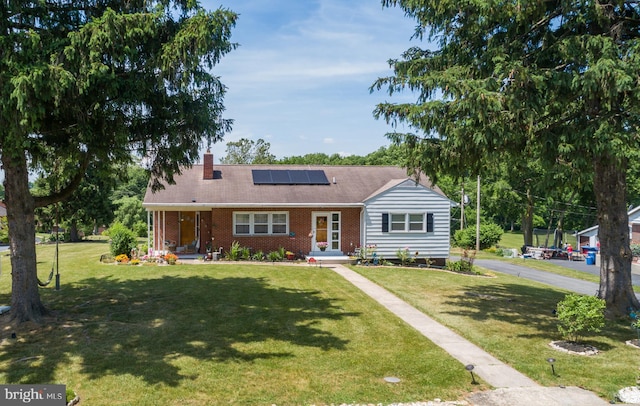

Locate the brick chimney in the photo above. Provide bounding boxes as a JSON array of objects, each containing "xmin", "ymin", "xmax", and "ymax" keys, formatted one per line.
[{"xmin": 203, "ymin": 150, "xmax": 214, "ymax": 180}]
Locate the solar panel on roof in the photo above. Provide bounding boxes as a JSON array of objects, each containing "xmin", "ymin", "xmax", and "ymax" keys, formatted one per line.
[
  {"xmin": 252, "ymin": 170, "xmax": 272, "ymax": 184},
  {"xmin": 307, "ymin": 170, "xmax": 330, "ymax": 184},
  {"xmin": 251, "ymin": 169, "xmax": 330, "ymax": 185},
  {"xmin": 289, "ymin": 170, "xmax": 310, "ymax": 183},
  {"xmin": 271, "ymin": 170, "xmax": 291, "ymax": 184}
]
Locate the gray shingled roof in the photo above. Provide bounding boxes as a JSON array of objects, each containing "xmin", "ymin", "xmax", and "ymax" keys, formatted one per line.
[{"xmin": 143, "ymin": 164, "xmax": 445, "ymax": 208}]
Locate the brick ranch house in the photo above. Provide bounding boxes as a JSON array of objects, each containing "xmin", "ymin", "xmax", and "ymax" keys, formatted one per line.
[{"xmin": 143, "ymin": 152, "xmax": 454, "ymax": 265}]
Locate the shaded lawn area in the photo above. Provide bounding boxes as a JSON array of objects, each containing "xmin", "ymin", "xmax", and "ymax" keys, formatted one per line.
[
  {"xmin": 0, "ymin": 243, "xmax": 481, "ymax": 405},
  {"xmin": 354, "ymin": 265, "xmax": 638, "ymax": 402}
]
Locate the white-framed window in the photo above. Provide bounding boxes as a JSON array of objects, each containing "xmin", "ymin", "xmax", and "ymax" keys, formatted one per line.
[
  {"xmin": 391, "ymin": 213, "xmax": 409, "ymax": 231},
  {"xmin": 254, "ymin": 213, "xmax": 269, "ymax": 234},
  {"xmin": 383, "ymin": 212, "xmax": 433, "ymax": 233},
  {"xmin": 233, "ymin": 212, "xmax": 289, "ymax": 235},
  {"xmin": 235, "ymin": 213, "xmax": 250, "ymax": 234},
  {"xmin": 272, "ymin": 213, "xmax": 287, "ymax": 234}
]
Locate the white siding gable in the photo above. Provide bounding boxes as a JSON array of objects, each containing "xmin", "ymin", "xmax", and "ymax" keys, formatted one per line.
[
  {"xmin": 363, "ymin": 179, "xmax": 452, "ymax": 260},
  {"xmin": 630, "ymin": 206, "xmax": 640, "ymax": 224}
]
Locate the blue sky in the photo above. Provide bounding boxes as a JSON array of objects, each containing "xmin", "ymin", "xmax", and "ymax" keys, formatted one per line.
[{"xmin": 202, "ymin": 0, "xmax": 419, "ymax": 162}]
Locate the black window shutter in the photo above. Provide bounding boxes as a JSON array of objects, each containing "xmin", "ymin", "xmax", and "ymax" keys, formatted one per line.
[
  {"xmin": 382, "ymin": 213, "xmax": 389, "ymax": 232},
  {"xmin": 426, "ymin": 213, "xmax": 434, "ymax": 232}
]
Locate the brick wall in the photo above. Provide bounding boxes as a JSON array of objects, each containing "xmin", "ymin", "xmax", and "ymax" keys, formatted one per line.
[
  {"xmin": 151, "ymin": 207, "xmax": 362, "ymax": 256},
  {"xmin": 152, "ymin": 211, "xmax": 180, "ymax": 253},
  {"xmin": 210, "ymin": 207, "xmax": 362, "ymax": 256}
]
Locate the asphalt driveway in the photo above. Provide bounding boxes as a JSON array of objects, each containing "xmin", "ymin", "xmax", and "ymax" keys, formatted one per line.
[{"xmin": 473, "ymin": 257, "xmax": 640, "ymax": 299}]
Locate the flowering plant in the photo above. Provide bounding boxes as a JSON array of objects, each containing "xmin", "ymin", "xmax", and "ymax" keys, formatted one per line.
[
  {"xmin": 115, "ymin": 254, "xmax": 129, "ymax": 263},
  {"xmin": 396, "ymin": 247, "xmax": 416, "ymax": 266},
  {"xmin": 357, "ymin": 244, "xmax": 377, "ymax": 261},
  {"xmin": 317, "ymin": 242, "xmax": 328, "ymax": 249},
  {"xmin": 164, "ymin": 253, "xmax": 178, "ymax": 265}
]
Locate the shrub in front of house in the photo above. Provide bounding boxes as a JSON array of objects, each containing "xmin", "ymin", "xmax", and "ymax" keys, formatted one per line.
[
  {"xmin": 631, "ymin": 244, "xmax": 640, "ymax": 261},
  {"xmin": 226, "ymin": 241, "xmax": 243, "ymax": 261},
  {"xmin": 252, "ymin": 250, "xmax": 265, "ymax": 261},
  {"xmin": 106, "ymin": 222, "xmax": 138, "ymax": 257},
  {"xmin": 445, "ymin": 250, "xmax": 479, "ymax": 274},
  {"xmin": 446, "ymin": 259, "xmax": 473, "ymax": 273},
  {"xmin": 241, "ymin": 245, "xmax": 251, "ymax": 260},
  {"xmin": 267, "ymin": 250, "xmax": 283, "ymax": 261},
  {"xmin": 0, "ymin": 227, "xmax": 8, "ymax": 244},
  {"xmin": 453, "ymin": 222, "xmax": 504, "ymax": 250},
  {"xmin": 556, "ymin": 293, "xmax": 606, "ymax": 343}
]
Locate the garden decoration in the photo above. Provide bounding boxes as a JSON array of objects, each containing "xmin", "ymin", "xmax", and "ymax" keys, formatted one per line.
[
  {"xmin": 628, "ymin": 310, "xmax": 640, "ymax": 348},
  {"xmin": 39, "ymin": 207, "xmax": 60, "ymax": 289}
]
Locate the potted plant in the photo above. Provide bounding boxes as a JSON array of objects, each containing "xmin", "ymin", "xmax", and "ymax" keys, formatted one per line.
[
  {"xmin": 317, "ymin": 242, "xmax": 328, "ymax": 251},
  {"xmin": 286, "ymin": 251, "xmax": 295, "ymax": 260}
]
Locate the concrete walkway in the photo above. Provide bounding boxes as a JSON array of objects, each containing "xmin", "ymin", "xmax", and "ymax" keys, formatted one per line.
[{"xmin": 330, "ymin": 264, "xmax": 611, "ymax": 406}]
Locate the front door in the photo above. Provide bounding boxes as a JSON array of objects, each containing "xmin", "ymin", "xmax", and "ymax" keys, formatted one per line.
[
  {"xmin": 312, "ymin": 212, "xmax": 340, "ymax": 252},
  {"xmin": 180, "ymin": 211, "xmax": 196, "ymax": 247}
]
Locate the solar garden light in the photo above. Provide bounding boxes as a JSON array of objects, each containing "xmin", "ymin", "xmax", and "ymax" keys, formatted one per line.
[
  {"xmin": 465, "ymin": 364, "xmax": 477, "ymax": 384},
  {"xmin": 547, "ymin": 358, "xmax": 557, "ymax": 376}
]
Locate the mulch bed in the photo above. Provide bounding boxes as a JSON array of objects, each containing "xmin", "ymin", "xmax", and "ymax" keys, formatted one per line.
[{"xmin": 549, "ymin": 340, "xmax": 599, "ymax": 356}]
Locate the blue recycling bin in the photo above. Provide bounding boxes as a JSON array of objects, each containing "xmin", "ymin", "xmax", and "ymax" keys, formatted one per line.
[{"xmin": 586, "ymin": 252, "xmax": 596, "ymax": 265}]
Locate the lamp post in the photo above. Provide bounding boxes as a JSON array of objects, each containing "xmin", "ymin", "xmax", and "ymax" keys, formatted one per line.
[
  {"xmin": 465, "ymin": 364, "xmax": 478, "ymax": 384},
  {"xmin": 547, "ymin": 358, "xmax": 556, "ymax": 376}
]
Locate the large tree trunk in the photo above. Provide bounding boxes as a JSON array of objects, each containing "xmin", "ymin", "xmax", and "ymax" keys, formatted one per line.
[
  {"xmin": 522, "ymin": 188, "xmax": 534, "ymax": 249},
  {"xmin": 2, "ymin": 150, "xmax": 47, "ymax": 323},
  {"xmin": 69, "ymin": 221, "xmax": 80, "ymax": 242},
  {"xmin": 594, "ymin": 156, "xmax": 639, "ymax": 318}
]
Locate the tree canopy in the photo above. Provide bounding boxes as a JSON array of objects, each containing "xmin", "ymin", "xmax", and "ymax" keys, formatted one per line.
[
  {"xmin": 373, "ymin": 0, "xmax": 640, "ymax": 317},
  {"xmin": 220, "ymin": 138, "xmax": 276, "ymax": 164},
  {"xmin": 1, "ymin": 1, "xmax": 237, "ymax": 322}
]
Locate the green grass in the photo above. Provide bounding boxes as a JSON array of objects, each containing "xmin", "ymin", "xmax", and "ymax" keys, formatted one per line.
[
  {"xmin": 353, "ymin": 264, "xmax": 638, "ymax": 402},
  {"xmin": 497, "ymin": 230, "xmax": 526, "ymax": 250},
  {"xmin": 0, "ymin": 240, "xmax": 480, "ymax": 405}
]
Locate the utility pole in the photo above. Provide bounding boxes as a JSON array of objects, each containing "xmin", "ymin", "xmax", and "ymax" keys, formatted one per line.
[
  {"xmin": 460, "ymin": 185, "xmax": 465, "ymax": 230},
  {"xmin": 476, "ymin": 175, "xmax": 481, "ymax": 251}
]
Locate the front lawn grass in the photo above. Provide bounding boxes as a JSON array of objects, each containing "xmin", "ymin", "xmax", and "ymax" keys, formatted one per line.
[
  {"xmin": 354, "ymin": 265, "xmax": 637, "ymax": 402},
  {"xmin": 0, "ymin": 240, "xmax": 479, "ymax": 405}
]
